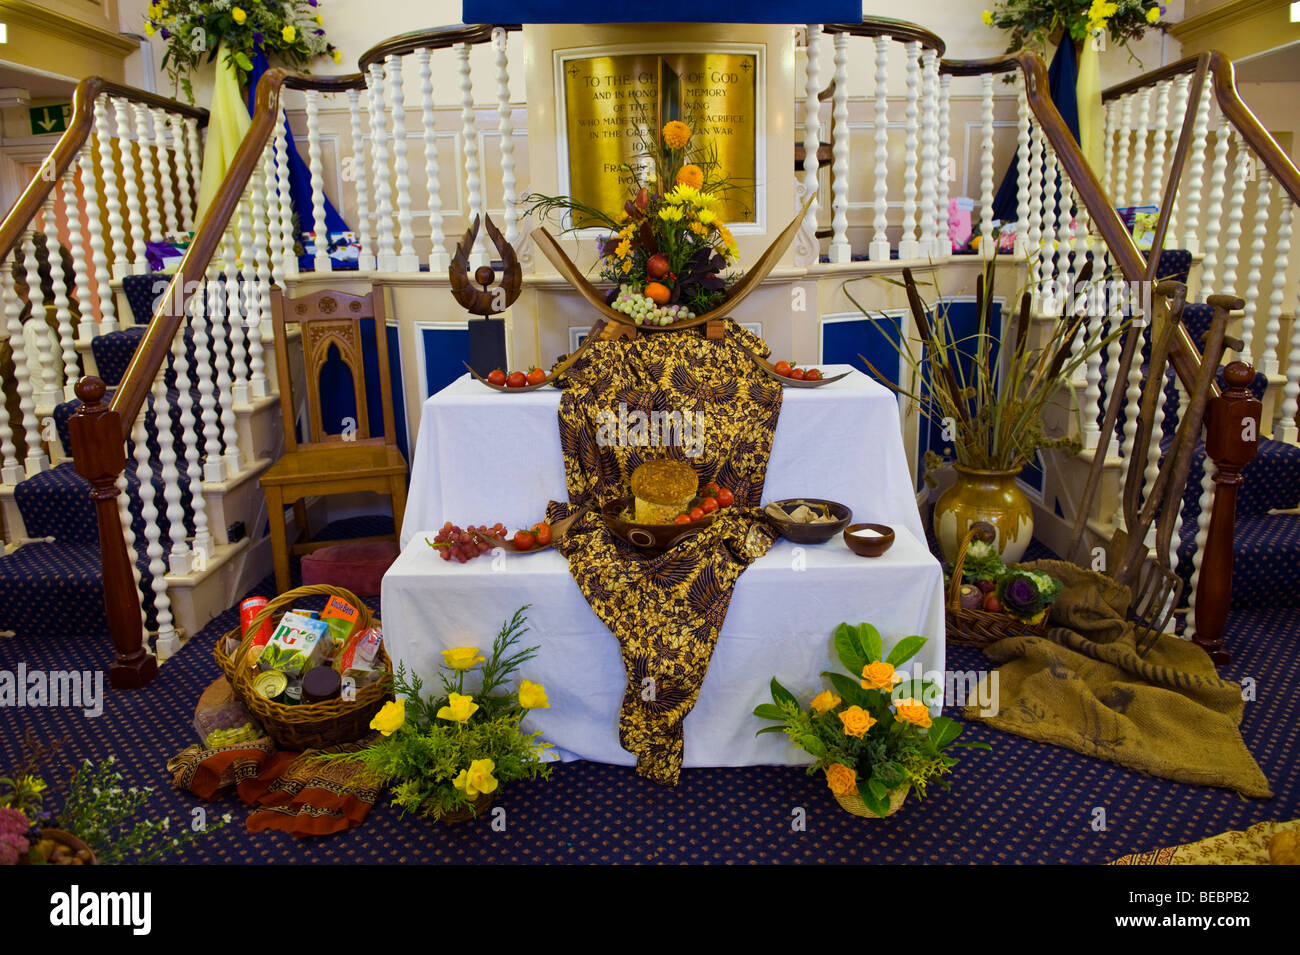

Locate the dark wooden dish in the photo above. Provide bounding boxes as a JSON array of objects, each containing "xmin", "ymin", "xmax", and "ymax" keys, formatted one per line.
[
  {"xmin": 764, "ymin": 499, "xmax": 853, "ymax": 543},
  {"xmin": 742, "ymin": 347, "xmax": 852, "ymax": 388},
  {"xmin": 463, "ymin": 332, "xmax": 596, "ymax": 392},
  {"xmin": 600, "ymin": 496, "xmax": 718, "ymax": 554},
  {"xmin": 470, "ymin": 505, "xmax": 588, "ymax": 554},
  {"xmin": 843, "ymin": 522, "xmax": 896, "ymax": 557}
]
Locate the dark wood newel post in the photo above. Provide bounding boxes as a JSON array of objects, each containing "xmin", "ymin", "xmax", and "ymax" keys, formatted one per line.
[
  {"xmin": 68, "ymin": 376, "xmax": 157, "ymax": 689},
  {"xmin": 1194, "ymin": 360, "xmax": 1260, "ymax": 666}
]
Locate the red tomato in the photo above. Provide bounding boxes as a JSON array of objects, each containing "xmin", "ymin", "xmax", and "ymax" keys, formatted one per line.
[
  {"xmin": 532, "ymin": 522, "xmax": 553, "ymax": 546},
  {"xmin": 804, "ymin": 368, "xmax": 823, "ymax": 381},
  {"xmin": 789, "ymin": 368, "xmax": 806, "ymax": 381},
  {"xmin": 506, "ymin": 371, "xmax": 527, "ymax": 388},
  {"xmin": 689, "ymin": 507, "xmax": 705, "ymax": 522},
  {"xmin": 700, "ymin": 497, "xmax": 718, "ymax": 514},
  {"xmin": 513, "ymin": 530, "xmax": 535, "ymax": 550},
  {"xmin": 526, "ymin": 367, "xmax": 547, "ymax": 386},
  {"xmin": 774, "ymin": 360, "xmax": 792, "ymax": 377},
  {"xmin": 717, "ymin": 487, "xmax": 734, "ymax": 508},
  {"xmin": 487, "ymin": 369, "xmax": 506, "ymax": 386},
  {"xmin": 674, "ymin": 514, "xmax": 691, "ymax": 525},
  {"xmin": 703, "ymin": 482, "xmax": 720, "ymax": 496}
]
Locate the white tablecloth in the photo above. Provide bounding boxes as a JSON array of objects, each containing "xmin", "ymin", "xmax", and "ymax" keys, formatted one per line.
[
  {"xmin": 382, "ymin": 526, "xmax": 945, "ymax": 767},
  {"xmin": 401, "ymin": 365, "xmax": 923, "ymax": 548}
]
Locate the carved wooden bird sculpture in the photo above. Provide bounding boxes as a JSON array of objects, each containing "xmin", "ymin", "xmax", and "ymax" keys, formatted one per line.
[{"xmin": 449, "ymin": 214, "xmax": 522, "ymax": 316}]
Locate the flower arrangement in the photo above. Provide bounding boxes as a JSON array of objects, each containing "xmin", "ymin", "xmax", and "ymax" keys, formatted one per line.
[
  {"xmin": 523, "ymin": 121, "xmax": 741, "ymax": 326},
  {"xmin": 341, "ymin": 606, "xmax": 552, "ymax": 821},
  {"xmin": 145, "ymin": 0, "xmax": 341, "ymax": 103},
  {"xmin": 981, "ymin": 1, "xmax": 1165, "ymax": 55},
  {"xmin": 755, "ymin": 623, "xmax": 988, "ymax": 817}
]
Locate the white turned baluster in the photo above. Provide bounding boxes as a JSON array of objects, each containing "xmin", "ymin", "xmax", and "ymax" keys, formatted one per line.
[
  {"xmin": 1100, "ymin": 248, "xmax": 1122, "ymax": 459},
  {"xmin": 228, "ymin": 221, "xmax": 250, "ymax": 408},
  {"xmin": 1220, "ymin": 137, "xmax": 1251, "ymax": 297},
  {"xmin": 1146, "ymin": 86, "xmax": 1168, "ymax": 210},
  {"xmin": 494, "ymin": 28, "xmax": 519, "ymax": 259},
  {"xmin": 165, "ymin": 311, "xmax": 194, "ymax": 576},
  {"xmin": 152, "ymin": 108, "xmax": 179, "ymax": 236},
  {"xmin": 201, "ymin": 266, "xmax": 227, "ymax": 483},
  {"xmin": 347, "ymin": 88, "xmax": 375, "ymax": 272},
  {"xmin": 827, "ymin": 31, "xmax": 851, "ymax": 263},
  {"xmin": 215, "ymin": 236, "xmax": 242, "ymax": 476},
  {"xmin": 244, "ymin": 181, "xmax": 268, "ymax": 400},
  {"xmin": 1164, "ymin": 75, "xmax": 1190, "ymax": 248},
  {"xmin": 795, "ymin": 25, "xmax": 824, "ymax": 266},
  {"xmin": 898, "ymin": 40, "xmax": 921, "ymax": 261},
  {"xmin": 936, "ymin": 71, "xmax": 952, "ymax": 261},
  {"xmin": 115, "ymin": 98, "xmax": 147, "ymax": 274},
  {"xmin": 1239, "ymin": 169, "xmax": 1271, "ymax": 362},
  {"xmin": 274, "ymin": 112, "xmax": 298, "ymax": 278},
  {"xmin": 143, "ymin": 373, "xmax": 178, "ymax": 658},
  {"xmin": 1112, "ymin": 93, "xmax": 1134, "ymax": 210},
  {"xmin": 1014, "ymin": 76, "xmax": 1030, "ymax": 258},
  {"xmin": 416, "ymin": 49, "xmax": 448, "ymax": 272},
  {"xmin": 1279, "ymin": 256, "xmax": 1300, "ymax": 443},
  {"xmin": 1142, "ymin": 362, "xmax": 1168, "ymax": 547},
  {"xmin": 185, "ymin": 117, "xmax": 203, "ymax": 210},
  {"xmin": 42, "ymin": 196, "xmax": 77, "ymax": 401},
  {"xmin": 1027, "ymin": 122, "xmax": 1044, "ymax": 308},
  {"xmin": 169, "ymin": 113, "xmax": 194, "ymax": 232},
  {"xmin": 22, "ymin": 231, "xmax": 58, "ymax": 412},
  {"xmin": 869, "ymin": 35, "xmax": 891, "ymax": 262},
  {"xmin": 368, "ymin": 64, "xmax": 397, "ymax": 271},
  {"xmin": 97, "ymin": 100, "xmax": 129, "ymax": 280},
  {"xmin": 132, "ymin": 103, "xmax": 162, "ymax": 245},
  {"xmin": 182, "ymin": 286, "xmax": 215, "ymax": 569},
  {"xmin": 1, "ymin": 268, "xmax": 36, "ymax": 483},
  {"xmin": 304, "ymin": 89, "xmax": 330, "ymax": 272},
  {"xmin": 917, "ymin": 49, "xmax": 939, "ymax": 260},
  {"xmin": 1102, "ymin": 99, "xmax": 1115, "ymax": 198},
  {"xmin": 0, "ymin": 274, "xmax": 16, "ymax": 481},
  {"xmin": 265, "ymin": 145, "xmax": 285, "ymax": 290},
  {"xmin": 1199, "ymin": 113, "xmax": 1232, "ymax": 297},
  {"xmin": 62, "ymin": 167, "xmax": 95, "ymax": 343},
  {"xmin": 1182, "ymin": 81, "xmax": 1212, "ymax": 255},
  {"xmin": 1040, "ymin": 146, "xmax": 1059, "ymax": 309},
  {"xmin": 78, "ymin": 146, "xmax": 116, "ymax": 334},
  {"xmin": 979, "ymin": 71, "xmax": 996, "ymax": 259},
  {"xmin": 457, "ymin": 44, "xmax": 489, "ymax": 268},
  {"xmin": 387, "ymin": 54, "xmax": 418, "ymax": 272},
  {"xmin": 1264, "ymin": 197, "xmax": 1292, "ymax": 381},
  {"xmin": 1184, "ymin": 459, "xmax": 1215, "ymax": 641},
  {"xmin": 1119, "ymin": 317, "xmax": 1147, "ymax": 479}
]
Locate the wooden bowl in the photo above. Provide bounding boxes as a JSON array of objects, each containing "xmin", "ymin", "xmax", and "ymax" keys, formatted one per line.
[
  {"xmin": 843, "ymin": 522, "xmax": 896, "ymax": 557},
  {"xmin": 600, "ymin": 496, "xmax": 717, "ymax": 554},
  {"xmin": 33, "ymin": 829, "xmax": 97, "ymax": 865},
  {"xmin": 764, "ymin": 499, "xmax": 853, "ymax": 544}
]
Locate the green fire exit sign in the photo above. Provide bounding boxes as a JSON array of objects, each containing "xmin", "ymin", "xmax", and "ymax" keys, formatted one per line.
[{"xmin": 29, "ymin": 104, "xmax": 71, "ymax": 136}]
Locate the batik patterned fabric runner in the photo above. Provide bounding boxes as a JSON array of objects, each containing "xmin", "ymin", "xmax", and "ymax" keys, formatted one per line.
[{"xmin": 547, "ymin": 321, "xmax": 782, "ymax": 785}]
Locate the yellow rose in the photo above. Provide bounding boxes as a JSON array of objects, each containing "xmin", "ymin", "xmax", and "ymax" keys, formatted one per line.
[
  {"xmin": 1145, "ymin": 6, "xmax": 1160, "ymax": 23},
  {"xmin": 437, "ymin": 691, "xmax": 479, "ymax": 723},
  {"xmin": 810, "ymin": 690, "xmax": 841, "ymax": 714},
  {"xmin": 231, "ymin": 7, "xmax": 246, "ymax": 25},
  {"xmin": 676, "ymin": 163, "xmax": 704, "ymax": 190},
  {"xmin": 662, "ymin": 120, "xmax": 691, "ymax": 149},
  {"xmin": 282, "ymin": 25, "xmax": 297, "ymax": 43},
  {"xmin": 894, "ymin": 697, "xmax": 933, "ymax": 729},
  {"xmin": 441, "ymin": 646, "xmax": 485, "ymax": 670},
  {"xmin": 452, "ymin": 758, "xmax": 499, "ymax": 797},
  {"xmin": 518, "ymin": 680, "xmax": 549, "ymax": 709},
  {"xmin": 369, "ymin": 699, "xmax": 405, "ymax": 736},
  {"xmin": 860, "ymin": 660, "xmax": 899, "ymax": 692},
  {"xmin": 838, "ymin": 705, "xmax": 877, "ymax": 738},
  {"xmin": 981, "ymin": 10, "xmax": 994, "ymax": 26},
  {"xmin": 824, "ymin": 762, "xmax": 857, "ymax": 797}
]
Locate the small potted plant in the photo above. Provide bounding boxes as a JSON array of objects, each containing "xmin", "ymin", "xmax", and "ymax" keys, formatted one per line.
[
  {"xmin": 341, "ymin": 607, "xmax": 553, "ymax": 823},
  {"xmin": 755, "ymin": 622, "xmax": 989, "ymax": 818}
]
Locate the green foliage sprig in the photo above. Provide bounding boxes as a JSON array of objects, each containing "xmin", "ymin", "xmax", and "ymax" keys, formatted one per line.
[{"xmin": 981, "ymin": 0, "xmax": 1165, "ymax": 56}]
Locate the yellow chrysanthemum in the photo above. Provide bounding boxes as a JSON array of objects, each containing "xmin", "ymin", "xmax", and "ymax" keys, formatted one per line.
[
  {"xmin": 231, "ymin": 7, "xmax": 246, "ymax": 24},
  {"xmin": 1145, "ymin": 5, "xmax": 1160, "ymax": 23},
  {"xmin": 621, "ymin": 259, "xmax": 632, "ymax": 273},
  {"xmin": 282, "ymin": 25, "xmax": 297, "ymax": 43},
  {"xmin": 676, "ymin": 163, "xmax": 704, "ymax": 190},
  {"xmin": 670, "ymin": 183, "xmax": 701, "ymax": 206},
  {"xmin": 615, "ymin": 238, "xmax": 631, "ymax": 258},
  {"xmin": 658, "ymin": 206, "xmax": 684, "ymax": 223},
  {"xmin": 662, "ymin": 120, "xmax": 691, "ymax": 150},
  {"xmin": 144, "ymin": 22, "xmax": 156, "ymax": 36},
  {"xmin": 696, "ymin": 208, "xmax": 718, "ymax": 227},
  {"xmin": 689, "ymin": 222, "xmax": 707, "ymax": 236}
]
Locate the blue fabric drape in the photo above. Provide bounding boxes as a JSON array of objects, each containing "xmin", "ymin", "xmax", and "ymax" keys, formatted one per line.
[{"xmin": 991, "ymin": 40, "xmax": 1082, "ymax": 225}]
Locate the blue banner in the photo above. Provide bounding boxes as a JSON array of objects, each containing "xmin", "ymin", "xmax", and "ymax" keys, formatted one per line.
[{"xmin": 462, "ymin": 2, "xmax": 863, "ymax": 23}]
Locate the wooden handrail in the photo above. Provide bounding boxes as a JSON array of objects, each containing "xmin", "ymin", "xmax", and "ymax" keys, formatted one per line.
[
  {"xmin": 0, "ymin": 77, "xmax": 208, "ymax": 265},
  {"xmin": 1103, "ymin": 51, "xmax": 1300, "ymax": 208},
  {"xmin": 824, "ymin": 17, "xmax": 946, "ymax": 54},
  {"xmin": 357, "ymin": 23, "xmax": 513, "ymax": 69},
  {"xmin": 105, "ymin": 68, "xmax": 365, "ymax": 436}
]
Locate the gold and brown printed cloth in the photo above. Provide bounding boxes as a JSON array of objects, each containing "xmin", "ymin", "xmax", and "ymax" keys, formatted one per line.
[{"xmin": 547, "ymin": 321, "xmax": 782, "ymax": 785}]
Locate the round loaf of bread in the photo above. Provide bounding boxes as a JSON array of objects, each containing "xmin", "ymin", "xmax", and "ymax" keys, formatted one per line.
[{"xmin": 631, "ymin": 459, "xmax": 698, "ymax": 524}]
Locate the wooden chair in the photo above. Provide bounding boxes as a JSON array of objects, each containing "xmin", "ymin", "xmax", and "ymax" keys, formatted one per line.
[{"xmin": 260, "ymin": 287, "xmax": 407, "ymax": 593}]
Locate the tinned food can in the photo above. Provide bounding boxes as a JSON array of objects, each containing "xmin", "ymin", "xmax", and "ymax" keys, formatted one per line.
[{"xmin": 252, "ymin": 669, "xmax": 288, "ymax": 703}]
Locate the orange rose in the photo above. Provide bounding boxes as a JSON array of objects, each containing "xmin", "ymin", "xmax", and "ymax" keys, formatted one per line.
[
  {"xmin": 837, "ymin": 705, "xmax": 877, "ymax": 738},
  {"xmin": 662, "ymin": 120, "xmax": 692, "ymax": 149},
  {"xmin": 824, "ymin": 762, "xmax": 857, "ymax": 797},
  {"xmin": 860, "ymin": 660, "xmax": 899, "ymax": 691},
  {"xmin": 676, "ymin": 163, "xmax": 704, "ymax": 189},
  {"xmin": 810, "ymin": 690, "xmax": 841, "ymax": 714},
  {"xmin": 894, "ymin": 697, "xmax": 933, "ymax": 729}
]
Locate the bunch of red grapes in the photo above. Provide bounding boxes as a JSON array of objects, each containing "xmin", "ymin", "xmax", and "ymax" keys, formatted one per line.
[{"xmin": 431, "ymin": 521, "xmax": 505, "ymax": 562}]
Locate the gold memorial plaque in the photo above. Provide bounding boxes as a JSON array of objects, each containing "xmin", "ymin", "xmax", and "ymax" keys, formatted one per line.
[{"xmin": 561, "ymin": 51, "xmax": 758, "ymax": 227}]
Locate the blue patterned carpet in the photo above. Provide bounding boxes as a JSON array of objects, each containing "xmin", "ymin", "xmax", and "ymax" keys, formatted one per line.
[{"xmin": 1, "ymin": 538, "xmax": 1295, "ymax": 865}]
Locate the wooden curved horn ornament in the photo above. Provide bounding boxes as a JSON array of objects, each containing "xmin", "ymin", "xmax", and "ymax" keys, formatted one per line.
[
  {"xmin": 462, "ymin": 330, "xmax": 598, "ymax": 392},
  {"xmin": 529, "ymin": 196, "xmax": 815, "ymax": 332},
  {"xmin": 449, "ymin": 214, "xmax": 522, "ymax": 316}
]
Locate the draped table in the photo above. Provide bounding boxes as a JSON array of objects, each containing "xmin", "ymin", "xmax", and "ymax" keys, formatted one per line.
[{"xmin": 383, "ymin": 365, "xmax": 947, "ymax": 767}]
